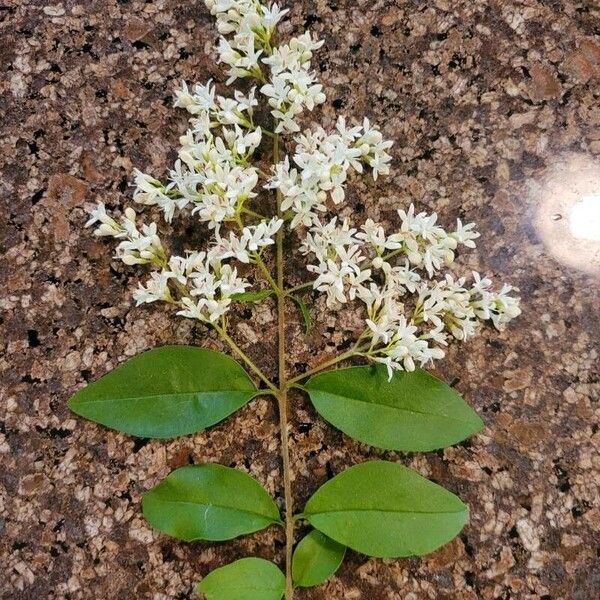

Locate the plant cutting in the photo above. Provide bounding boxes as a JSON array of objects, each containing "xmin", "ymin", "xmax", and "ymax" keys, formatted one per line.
[{"xmin": 69, "ymin": 1, "xmax": 522, "ymax": 598}]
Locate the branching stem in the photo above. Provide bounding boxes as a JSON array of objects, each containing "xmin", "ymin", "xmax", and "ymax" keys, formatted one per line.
[
  {"xmin": 273, "ymin": 133, "xmax": 295, "ymax": 600},
  {"xmin": 220, "ymin": 129, "xmax": 372, "ymax": 598},
  {"xmin": 254, "ymin": 254, "xmax": 281, "ymax": 294},
  {"xmin": 288, "ymin": 346, "xmax": 365, "ymax": 386},
  {"xmin": 213, "ymin": 323, "xmax": 277, "ymax": 392}
]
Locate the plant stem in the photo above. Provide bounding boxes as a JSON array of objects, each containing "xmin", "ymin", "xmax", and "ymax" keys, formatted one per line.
[
  {"xmin": 213, "ymin": 323, "xmax": 277, "ymax": 392},
  {"xmin": 242, "ymin": 206, "xmax": 268, "ymax": 220},
  {"xmin": 285, "ymin": 281, "xmax": 313, "ymax": 295},
  {"xmin": 287, "ymin": 349, "xmax": 359, "ymax": 385},
  {"xmin": 254, "ymin": 254, "xmax": 281, "ymax": 294},
  {"xmin": 273, "ymin": 133, "xmax": 295, "ymax": 600},
  {"xmin": 284, "ymin": 249, "xmax": 406, "ymax": 297}
]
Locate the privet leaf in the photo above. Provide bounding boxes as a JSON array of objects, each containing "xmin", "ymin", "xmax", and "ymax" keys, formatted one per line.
[
  {"xmin": 68, "ymin": 346, "xmax": 259, "ymax": 438},
  {"xmin": 302, "ymin": 460, "xmax": 468, "ymax": 557},
  {"xmin": 305, "ymin": 365, "xmax": 483, "ymax": 451},
  {"xmin": 142, "ymin": 464, "xmax": 281, "ymax": 541},
  {"xmin": 292, "ymin": 530, "xmax": 346, "ymax": 588},
  {"xmin": 291, "ymin": 295, "xmax": 312, "ymax": 334},
  {"xmin": 232, "ymin": 289, "xmax": 275, "ymax": 302},
  {"xmin": 197, "ymin": 557, "xmax": 285, "ymax": 600}
]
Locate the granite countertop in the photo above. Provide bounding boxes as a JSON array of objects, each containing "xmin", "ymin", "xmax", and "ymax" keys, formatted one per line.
[{"xmin": 1, "ymin": 1, "xmax": 599, "ymax": 598}]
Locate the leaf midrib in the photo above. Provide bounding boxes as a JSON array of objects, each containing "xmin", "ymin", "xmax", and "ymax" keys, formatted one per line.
[
  {"xmin": 202, "ymin": 584, "xmax": 281, "ymax": 593},
  {"xmin": 156, "ymin": 498, "xmax": 279, "ymax": 522},
  {"xmin": 73, "ymin": 389, "xmax": 256, "ymax": 404},
  {"xmin": 306, "ymin": 506, "xmax": 466, "ymax": 516},
  {"xmin": 310, "ymin": 389, "xmax": 475, "ymax": 424}
]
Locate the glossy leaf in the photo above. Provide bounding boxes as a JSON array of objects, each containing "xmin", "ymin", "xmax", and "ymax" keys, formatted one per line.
[
  {"xmin": 302, "ymin": 460, "xmax": 468, "ymax": 557},
  {"xmin": 68, "ymin": 346, "xmax": 258, "ymax": 438},
  {"xmin": 291, "ymin": 295, "xmax": 312, "ymax": 334},
  {"xmin": 142, "ymin": 464, "xmax": 281, "ymax": 541},
  {"xmin": 232, "ymin": 289, "xmax": 275, "ymax": 302},
  {"xmin": 197, "ymin": 558, "xmax": 285, "ymax": 600},
  {"xmin": 292, "ymin": 530, "xmax": 346, "ymax": 588},
  {"xmin": 305, "ymin": 365, "xmax": 483, "ymax": 451}
]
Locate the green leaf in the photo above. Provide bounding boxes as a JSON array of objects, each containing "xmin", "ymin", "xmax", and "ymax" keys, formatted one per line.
[
  {"xmin": 68, "ymin": 346, "xmax": 259, "ymax": 438},
  {"xmin": 232, "ymin": 289, "xmax": 275, "ymax": 302},
  {"xmin": 305, "ymin": 365, "xmax": 483, "ymax": 451},
  {"xmin": 142, "ymin": 464, "xmax": 281, "ymax": 541},
  {"xmin": 302, "ymin": 460, "xmax": 468, "ymax": 557},
  {"xmin": 197, "ymin": 557, "xmax": 285, "ymax": 600},
  {"xmin": 291, "ymin": 295, "xmax": 312, "ymax": 334},
  {"xmin": 292, "ymin": 530, "xmax": 346, "ymax": 588}
]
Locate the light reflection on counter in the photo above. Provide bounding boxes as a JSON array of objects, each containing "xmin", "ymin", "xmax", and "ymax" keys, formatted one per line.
[{"xmin": 532, "ymin": 153, "xmax": 600, "ymax": 276}]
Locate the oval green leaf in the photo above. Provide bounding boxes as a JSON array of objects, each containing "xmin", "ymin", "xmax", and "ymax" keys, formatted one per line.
[
  {"xmin": 232, "ymin": 289, "xmax": 275, "ymax": 302},
  {"xmin": 303, "ymin": 460, "xmax": 468, "ymax": 557},
  {"xmin": 305, "ymin": 365, "xmax": 483, "ymax": 451},
  {"xmin": 68, "ymin": 346, "xmax": 258, "ymax": 438},
  {"xmin": 197, "ymin": 557, "xmax": 285, "ymax": 600},
  {"xmin": 142, "ymin": 464, "xmax": 281, "ymax": 541},
  {"xmin": 292, "ymin": 530, "xmax": 346, "ymax": 588}
]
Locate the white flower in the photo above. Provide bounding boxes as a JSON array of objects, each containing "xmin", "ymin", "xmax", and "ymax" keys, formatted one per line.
[
  {"xmin": 268, "ymin": 119, "xmax": 393, "ymax": 227},
  {"xmin": 85, "ymin": 202, "xmax": 124, "ymax": 237},
  {"xmin": 133, "ymin": 272, "xmax": 173, "ymax": 305},
  {"xmin": 354, "ymin": 118, "xmax": 394, "ymax": 179},
  {"xmin": 243, "ymin": 218, "xmax": 284, "ymax": 251},
  {"xmin": 470, "ymin": 272, "xmax": 521, "ymax": 328},
  {"xmin": 451, "ymin": 219, "xmax": 480, "ymax": 248},
  {"xmin": 218, "ymin": 34, "xmax": 264, "ymax": 84},
  {"xmin": 223, "ymin": 125, "xmax": 262, "ymax": 157},
  {"xmin": 366, "ymin": 316, "xmax": 394, "ymax": 346},
  {"xmin": 86, "ymin": 204, "xmax": 167, "ymax": 267},
  {"xmin": 263, "ymin": 33, "xmax": 324, "ymax": 74},
  {"xmin": 357, "ymin": 219, "xmax": 402, "ymax": 253},
  {"xmin": 132, "ymin": 169, "xmax": 183, "ymax": 223}
]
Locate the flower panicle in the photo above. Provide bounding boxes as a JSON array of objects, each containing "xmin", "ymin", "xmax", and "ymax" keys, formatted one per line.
[{"xmin": 84, "ymin": 0, "xmax": 521, "ymax": 379}]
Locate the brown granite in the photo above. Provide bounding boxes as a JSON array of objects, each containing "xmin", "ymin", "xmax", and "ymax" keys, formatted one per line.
[{"xmin": 1, "ymin": 1, "xmax": 599, "ymax": 598}]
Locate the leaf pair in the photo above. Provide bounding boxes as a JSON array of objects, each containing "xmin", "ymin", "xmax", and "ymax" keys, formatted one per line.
[
  {"xmin": 195, "ymin": 533, "xmax": 346, "ymax": 599},
  {"xmin": 146, "ymin": 461, "xmax": 467, "ymax": 596},
  {"xmin": 68, "ymin": 346, "xmax": 481, "ymax": 597},
  {"xmin": 68, "ymin": 347, "xmax": 483, "ymax": 455}
]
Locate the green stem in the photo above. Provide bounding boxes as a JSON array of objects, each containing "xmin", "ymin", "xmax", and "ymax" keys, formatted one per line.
[
  {"xmin": 284, "ymin": 249, "xmax": 406, "ymax": 297},
  {"xmin": 285, "ymin": 281, "xmax": 313, "ymax": 295},
  {"xmin": 382, "ymin": 247, "xmax": 403, "ymax": 262},
  {"xmin": 241, "ymin": 207, "xmax": 268, "ymax": 220},
  {"xmin": 287, "ymin": 349, "xmax": 359, "ymax": 385},
  {"xmin": 254, "ymin": 254, "xmax": 281, "ymax": 294},
  {"xmin": 213, "ymin": 323, "xmax": 277, "ymax": 392},
  {"xmin": 273, "ymin": 133, "xmax": 295, "ymax": 600}
]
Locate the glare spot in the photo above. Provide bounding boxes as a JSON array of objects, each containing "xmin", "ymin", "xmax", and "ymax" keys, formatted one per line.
[
  {"xmin": 569, "ymin": 195, "xmax": 600, "ymax": 241},
  {"xmin": 533, "ymin": 153, "xmax": 600, "ymax": 276}
]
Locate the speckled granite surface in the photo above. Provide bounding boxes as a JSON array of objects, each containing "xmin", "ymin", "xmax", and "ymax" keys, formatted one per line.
[{"xmin": 1, "ymin": 1, "xmax": 599, "ymax": 598}]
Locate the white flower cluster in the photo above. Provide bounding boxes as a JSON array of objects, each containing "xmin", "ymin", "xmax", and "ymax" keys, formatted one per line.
[
  {"xmin": 134, "ymin": 81, "xmax": 261, "ymax": 226},
  {"xmin": 261, "ymin": 32, "xmax": 326, "ymax": 133},
  {"xmin": 86, "ymin": 204, "xmax": 166, "ymax": 267},
  {"xmin": 86, "ymin": 202, "xmax": 282, "ymax": 322},
  {"xmin": 206, "ymin": 0, "xmax": 288, "ymax": 83},
  {"xmin": 84, "ymin": 0, "xmax": 521, "ymax": 375},
  {"xmin": 300, "ymin": 206, "xmax": 521, "ymax": 379},
  {"xmin": 267, "ymin": 117, "xmax": 393, "ymax": 228},
  {"xmin": 206, "ymin": 1, "xmax": 325, "ymax": 133}
]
